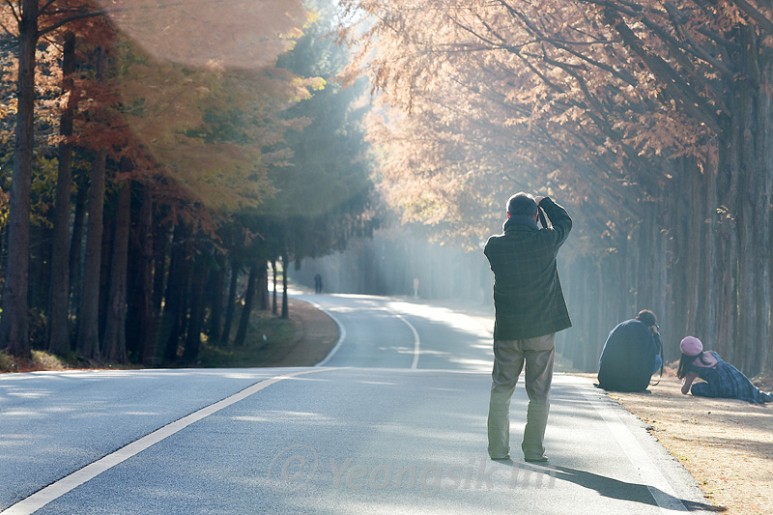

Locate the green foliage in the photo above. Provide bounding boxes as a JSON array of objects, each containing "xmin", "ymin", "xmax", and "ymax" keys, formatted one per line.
[
  {"xmin": 256, "ymin": 4, "xmax": 377, "ymax": 262},
  {"xmin": 30, "ymin": 155, "xmax": 59, "ymax": 228},
  {"xmin": 0, "ymin": 350, "xmax": 13, "ymax": 371}
]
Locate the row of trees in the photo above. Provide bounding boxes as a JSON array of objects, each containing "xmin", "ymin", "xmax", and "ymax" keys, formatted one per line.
[
  {"xmin": 340, "ymin": 0, "xmax": 773, "ymax": 375},
  {"xmin": 0, "ymin": 0, "xmax": 375, "ymax": 365}
]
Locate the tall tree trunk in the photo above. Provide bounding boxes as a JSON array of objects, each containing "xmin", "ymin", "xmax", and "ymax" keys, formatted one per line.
[
  {"xmin": 47, "ymin": 31, "xmax": 77, "ymax": 355},
  {"xmin": 206, "ymin": 252, "xmax": 225, "ymax": 343},
  {"xmin": 272, "ymin": 259, "xmax": 278, "ymax": 315},
  {"xmin": 29, "ymin": 224, "xmax": 49, "ymax": 331},
  {"xmin": 102, "ymin": 182, "xmax": 131, "ymax": 363},
  {"xmin": 99, "ymin": 200, "xmax": 115, "ymax": 342},
  {"xmin": 683, "ymin": 158, "xmax": 706, "ymax": 338},
  {"xmin": 139, "ymin": 188, "xmax": 158, "ymax": 365},
  {"xmin": 234, "ymin": 262, "xmax": 258, "ymax": 347},
  {"xmin": 76, "ymin": 47, "xmax": 109, "ymax": 361},
  {"xmin": 701, "ymin": 154, "xmax": 719, "ymax": 351},
  {"xmin": 0, "ymin": 0, "xmax": 39, "ymax": 358},
  {"xmin": 126, "ymin": 185, "xmax": 157, "ymax": 365},
  {"xmin": 281, "ymin": 253, "xmax": 289, "ymax": 319},
  {"xmin": 76, "ymin": 147, "xmax": 107, "ymax": 360},
  {"xmin": 152, "ymin": 219, "xmax": 169, "ymax": 316},
  {"xmin": 715, "ymin": 119, "xmax": 738, "ymax": 363},
  {"xmin": 763, "ymin": 62, "xmax": 773, "ymax": 374},
  {"xmin": 668, "ymin": 158, "xmax": 695, "ymax": 353},
  {"xmin": 69, "ymin": 177, "xmax": 88, "ymax": 315},
  {"xmin": 149, "ymin": 219, "xmax": 170, "ymax": 363},
  {"xmin": 221, "ymin": 256, "xmax": 240, "ymax": 344},
  {"xmin": 259, "ymin": 261, "xmax": 269, "ymax": 311},
  {"xmin": 183, "ymin": 253, "xmax": 208, "ymax": 363},
  {"xmin": 738, "ymin": 31, "xmax": 772, "ymax": 375},
  {"xmin": 161, "ymin": 224, "xmax": 190, "ymax": 364}
]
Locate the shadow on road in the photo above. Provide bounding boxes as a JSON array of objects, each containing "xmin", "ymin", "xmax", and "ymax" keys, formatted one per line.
[
  {"xmin": 554, "ymin": 466, "xmax": 726, "ymax": 512},
  {"xmin": 497, "ymin": 461, "xmax": 726, "ymax": 513}
]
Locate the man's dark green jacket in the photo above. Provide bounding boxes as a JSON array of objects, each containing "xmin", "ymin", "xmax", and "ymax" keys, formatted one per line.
[{"xmin": 484, "ymin": 197, "xmax": 572, "ymax": 340}]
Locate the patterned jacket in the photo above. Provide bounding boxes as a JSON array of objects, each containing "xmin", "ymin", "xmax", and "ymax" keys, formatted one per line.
[{"xmin": 484, "ymin": 197, "xmax": 572, "ymax": 340}]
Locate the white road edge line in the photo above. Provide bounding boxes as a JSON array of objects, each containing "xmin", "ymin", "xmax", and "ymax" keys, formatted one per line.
[
  {"xmin": 0, "ymin": 368, "xmax": 327, "ymax": 515},
  {"xmin": 304, "ymin": 295, "xmax": 422, "ymax": 369},
  {"xmin": 309, "ymin": 300, "xmax": 346, "ymax": 367},
  {"xmin": 578, "ymin": 386, "xmax": 688, "ymax": 513},
  {"xmin": 390, "ymin": 311, "xmax": 421, "ymax": 369}
]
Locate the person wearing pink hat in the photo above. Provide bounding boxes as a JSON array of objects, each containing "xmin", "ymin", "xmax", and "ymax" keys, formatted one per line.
[{"xmin": 677, "ymin": 336, "xmax": 773, "ymax": 404}]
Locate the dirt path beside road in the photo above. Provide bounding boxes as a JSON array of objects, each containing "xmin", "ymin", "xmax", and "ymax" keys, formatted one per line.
[{"xmin": 585, "ymin": 370, "xmax": 772, "ymax": 514}]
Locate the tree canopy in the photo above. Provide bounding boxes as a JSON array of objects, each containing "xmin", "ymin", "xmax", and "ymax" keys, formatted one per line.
[{"xmin": 340, "ymin": 0, "xmax": 773, "ymax": 375}]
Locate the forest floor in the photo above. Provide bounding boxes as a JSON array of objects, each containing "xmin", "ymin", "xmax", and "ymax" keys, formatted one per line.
[
  {"xmin": 1, "ymin": 297, "xmax": 770, "ymax": 514},
  {"xmin": 0, "ymin": 297, "xmax": 337, "ymax": 373}
]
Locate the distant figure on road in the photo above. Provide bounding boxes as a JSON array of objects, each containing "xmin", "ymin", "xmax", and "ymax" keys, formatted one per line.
[
  {"xmin": 484, "ymin": 192, "xmax": 572, "ymax": 463},
  {"xmin": 314, "ymin": 274, "xmax": 323, "ymax": 294},
  {"xmin": 678, "ymin": 336, "xmax": 773, "ymax": 404},
  {"xmin": 596, "ymin": 310, "xmax": 663, "ymax": 392}
]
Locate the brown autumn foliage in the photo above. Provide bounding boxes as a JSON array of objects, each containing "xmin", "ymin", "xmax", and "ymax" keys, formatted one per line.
[{"xmin": 341, "ymin": 1, "xmax": 773, "ymax": 374}]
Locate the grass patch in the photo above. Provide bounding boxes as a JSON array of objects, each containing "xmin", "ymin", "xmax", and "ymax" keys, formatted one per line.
[
  {"xmin": 30, "ymin": 350, "xmax": 69, "ymax": 370},
  {"xmin": 0, "ymin": 347, "xmax": 144, "ymax": 374},
  {"xmin": 0, "ymin": 349, "xmax": 75, "ymax": 373},
  {"xmin": 0, "ymin": 307, "xmax": 302, "ymax": 373},
  {"xmin": 198, "ymin": 309, "xmax": 297, "ymax": 368},
  {"xmin": 0, "ymin": 350, "xmax": 14, "ymax": 372}
]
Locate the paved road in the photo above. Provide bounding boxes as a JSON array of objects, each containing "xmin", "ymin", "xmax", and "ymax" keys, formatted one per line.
[
  {"xmin": 0, "ymin": 294, "xmax": 716, "ymax": 514},
  {"xmin": 303, "ymin": 294, "xmax": 494, "ymax": 370}
]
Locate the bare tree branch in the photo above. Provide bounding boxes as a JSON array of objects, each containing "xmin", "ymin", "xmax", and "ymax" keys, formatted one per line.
[
  {"xmin": 4, "ymin": 0, "xmax": 20, "ymax": 25},
  {"xmin": 497, "ymin": 0, "xmax": 640, "ymax": 86},
  {"xmin": 728, "ymin": 0, "xmax": 773, "ymax": 34},
  {"xmin": 603, "ymin": 7, "xmax": 722, "ymax": 132},
  {"xmin": 39, "ymin": 6, "xmax": 108, "ymax": 37},
  {"xmin": 663, "ymin": 2, "xmax": 734, "ymax": 78}
]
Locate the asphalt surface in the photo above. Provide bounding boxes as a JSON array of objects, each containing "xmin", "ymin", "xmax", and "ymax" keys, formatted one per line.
[{"xmin": 0, "ymin": 294, "xmax": 716, "ymax": 514}]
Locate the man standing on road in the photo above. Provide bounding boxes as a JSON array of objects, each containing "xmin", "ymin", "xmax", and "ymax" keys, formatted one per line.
[{"xmin": 484, "ymin": 192, "xmax": 572, "ymax": 462}]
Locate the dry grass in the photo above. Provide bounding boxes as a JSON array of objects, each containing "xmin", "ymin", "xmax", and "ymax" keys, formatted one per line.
[
  {"xmin": 597, "ymin": 368, "xmax": 773, "ymax": 515},
  {"xmin": 0, "ymin": 349, "xmax": 78, "ymax": 373}
]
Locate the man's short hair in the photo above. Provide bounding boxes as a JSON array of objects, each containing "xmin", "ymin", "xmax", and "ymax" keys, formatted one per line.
[
  {"xmin": 507, "ymin": 192, "xmax": 537, "ymax": 216},
  {"xmin": 636, "ymin": 309, "xmax": 657, "ymax": 327}
]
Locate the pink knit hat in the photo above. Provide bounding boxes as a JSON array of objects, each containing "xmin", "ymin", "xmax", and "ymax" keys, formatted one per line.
[{"xmin": 680, "ymin": 336, "xmax": 703, "ymax": 356}]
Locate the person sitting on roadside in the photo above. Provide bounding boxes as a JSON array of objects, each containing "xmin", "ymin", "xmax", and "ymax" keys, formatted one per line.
[
  {"xmin": 677, "ymin": 336, "xmax": 773, "ymax": 404},
  {"xmin": 596, "ymin": 309, "xmax": 663, "ymax": 392}
]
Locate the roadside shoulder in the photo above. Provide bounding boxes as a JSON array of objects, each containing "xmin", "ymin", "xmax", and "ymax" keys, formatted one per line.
[{"xmin": 583, "ymin": 371, "xmax": 771, "ymax": 515}]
